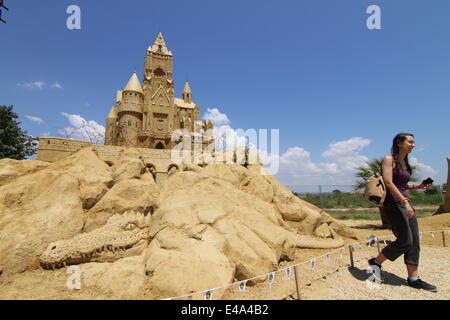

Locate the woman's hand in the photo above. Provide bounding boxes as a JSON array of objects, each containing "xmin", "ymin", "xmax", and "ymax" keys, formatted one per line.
[
  {"xmin": 418, "ymin": 183, "xmax": 433, "ymax": 190},
  {"xmin": 405, "ymin": 201, "xmax": 414, "ymax": 219}
]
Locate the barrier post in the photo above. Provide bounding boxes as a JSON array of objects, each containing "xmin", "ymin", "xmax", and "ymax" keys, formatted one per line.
[
  {"xmin": 442, "ymin": 231, "xmax": 446, "ymax": 247},
  {"xmin": 348, "ymin": 244, "xmax": 355, "ymax": 268},
  {"xmin": 293, "ymin": 265, "xmax": 302, "ymax": 300}
]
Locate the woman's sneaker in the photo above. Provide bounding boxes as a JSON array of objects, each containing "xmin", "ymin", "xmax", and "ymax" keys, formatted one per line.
[
  {"xmin": 407, "ymin": 278, "xmax": 437, "ymax": 292},
  {"xmin": 368, "ymin": 258, "xmax": 383, "ymax": 283}
]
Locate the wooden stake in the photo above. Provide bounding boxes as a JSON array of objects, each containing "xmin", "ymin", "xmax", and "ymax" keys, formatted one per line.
[
  {"xmin": 442, "ymin": 231, "xmax": 446, "ymax": 247},
  {"xmin": 377, "ymin": 239, "xmax": 381, "ymax": 254},
  {"xmin": 293, "ymin": 265, "xmax": 302, "ymax": 300},
  {"xmin": 349, "ymin": 244, "xmax": 355, "ymax": 269}
]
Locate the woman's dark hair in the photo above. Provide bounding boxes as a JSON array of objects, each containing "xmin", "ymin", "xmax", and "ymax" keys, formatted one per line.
[{"xmin": 391, "ymin": 133, "xmax": 414, "ymax": 173}]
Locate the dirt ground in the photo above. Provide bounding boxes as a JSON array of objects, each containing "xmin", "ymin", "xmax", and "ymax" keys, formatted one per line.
[
  {"xmin": 295, "ymin": 213, "xmax": 450, "ymax": 300},
  {"xmin": 1, "ymin": 213, "xmax": 449, "ymax": 300}
]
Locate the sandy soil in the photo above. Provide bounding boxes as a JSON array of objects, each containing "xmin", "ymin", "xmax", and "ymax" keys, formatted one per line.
[
  {"xmin": 299, "ymin": 246, "xmax": 449, "ymax": 300},
  {"xmin": 298, "ymin": 213, "xmax": 450, "ymax": 300},
  {"xmin": 1, "ymin": 213, "xmax": 449, "ymax": 300}
]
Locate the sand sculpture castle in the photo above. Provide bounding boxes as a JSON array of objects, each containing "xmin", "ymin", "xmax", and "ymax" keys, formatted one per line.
[
  {"xmin": 104, "ymin": 32, "xmax": 213, "ymax": 150},
  {"xmin": 37, "ymin": 33, "xmax": 216, "ymax": 181}
]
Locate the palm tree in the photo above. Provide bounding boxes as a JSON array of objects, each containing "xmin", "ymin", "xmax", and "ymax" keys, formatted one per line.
[
  {"xmin": 354, "ymin": 158, "xmax": 420, "ymax": 229},
  {"xmin": 354, "ymin": 158, "xmax": 384, "ymax": 193}
]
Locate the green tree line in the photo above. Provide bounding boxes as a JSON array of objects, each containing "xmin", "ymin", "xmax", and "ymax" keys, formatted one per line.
[{"xmin": 0, "ymin": 105, "xmax": 38, "ymax": 160}]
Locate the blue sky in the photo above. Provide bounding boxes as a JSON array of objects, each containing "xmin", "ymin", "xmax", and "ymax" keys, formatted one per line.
[{"xmin": 1, "ymin": 0, "xmax": 449, "ymax": 189}]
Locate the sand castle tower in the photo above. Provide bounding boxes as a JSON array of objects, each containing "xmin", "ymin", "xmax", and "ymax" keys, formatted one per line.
[{"xmin": 103, "ymin": 32, "xmax": 213, "ymax": 150}]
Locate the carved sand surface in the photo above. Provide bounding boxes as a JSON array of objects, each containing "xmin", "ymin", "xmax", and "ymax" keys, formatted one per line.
[{"xmin": 0, "ymin": 147, "xmax": 448, "ymax": 300}]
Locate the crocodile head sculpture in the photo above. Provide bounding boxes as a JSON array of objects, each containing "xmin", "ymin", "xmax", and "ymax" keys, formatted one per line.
[{"xmin": 40, "ymin": 211, "xmax": 150, "ymax": 270}]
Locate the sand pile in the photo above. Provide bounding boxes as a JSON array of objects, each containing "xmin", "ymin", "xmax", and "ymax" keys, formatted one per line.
[{"xmin": 0, "ymin": 147, "xmax": 360, "ymax": 299}]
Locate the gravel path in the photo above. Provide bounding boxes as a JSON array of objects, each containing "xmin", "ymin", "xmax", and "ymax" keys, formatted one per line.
[{"xmin": 299, "ymin": 246, "xmax": 449, "ymax": 300}]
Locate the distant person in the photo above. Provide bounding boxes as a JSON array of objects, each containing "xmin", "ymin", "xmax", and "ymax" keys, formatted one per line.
[{"xmin": 368, "ymin": 133, "xmax": 437, "ymax": 292}]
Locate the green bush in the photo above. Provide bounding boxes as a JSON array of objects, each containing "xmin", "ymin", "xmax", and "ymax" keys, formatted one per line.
[{"xmin": 296, "ymin": 188, "xmax": 443, "ymax": 209}]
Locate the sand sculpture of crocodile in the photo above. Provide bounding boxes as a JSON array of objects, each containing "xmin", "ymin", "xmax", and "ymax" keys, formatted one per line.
[
  {"xmin": 40, "ymin": 211, "xmax": 344, "ymax": 270},
  {"xmin": 40, "ymin": 211, "xmax": 150, "ymax": 270}
]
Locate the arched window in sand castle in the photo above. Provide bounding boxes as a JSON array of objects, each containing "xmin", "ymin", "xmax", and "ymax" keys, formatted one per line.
[
  {"xmin": 154, "ymin": 67, "xmax": 165, "ymax": 77},
  {"xmin": 155, "ymin": 142, "xmax": 165, "ymax": 149}
]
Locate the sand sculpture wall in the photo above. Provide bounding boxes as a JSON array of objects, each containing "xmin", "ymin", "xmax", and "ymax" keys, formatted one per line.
[{"xmin": 38, "ymin": 137, "xmax": 219, "ymax": 183}]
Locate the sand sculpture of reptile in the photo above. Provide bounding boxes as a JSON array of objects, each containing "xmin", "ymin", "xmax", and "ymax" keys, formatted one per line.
[
  {"xmin": 40, "ymin": 211, "xmax": 150, "ymax": 269},
  {"xmin": 40, "ymin": 211, "xmax": 344, "ymax": 270}
]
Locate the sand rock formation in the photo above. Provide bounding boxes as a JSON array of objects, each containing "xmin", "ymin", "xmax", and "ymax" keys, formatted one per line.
[
  {"xmin": 80, "ymin": 255, "xmax": 147, "ymax": 298},
  {"xmin": 0, "ymin": 147, "xmax": 112, "ymax": 274},
  {"xmin": 111, "ymin": 148, "xmax": 146, "ymax": 182},
  {"xmin": 435, "ymin": 157, "xmax": 450, "ymax": 215},
  {"xmin": 0, "ymin": 147, "xmax": 357, "ymax": 299},
  {"xmin": 0, "ymin": 158, "xmax": 50, "ymax": 187},
  {"xmin": 84, "ymin": 179, "xmax": 159, "ymax": 232}
]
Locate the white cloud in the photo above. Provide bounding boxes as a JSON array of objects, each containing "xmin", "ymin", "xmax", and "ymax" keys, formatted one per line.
[
  {"xmin": 25, "ymin": 115, "xmax": 44, "ymax": 124},
  {"xmin": 18, "ymin": 81, "xmax": 47, "ymax": 90},
  {"xmin": 275, "ymin": 137, "xmax": 372, "ymax": 187},
  {"xmin": 40, "ymin": 132, "xmax": 51, "ymax": 137},
  {"xmin": 280, "ymin": 147, "xmax": 322, "ymax": 175},
  {"xmin": 322, "ymin": 137, "xmax": 371, "ymax": 171},
  {"xmin": 276, "ymin": 147, "xmax": 340, "ymax": 186},
  {"xmin": 202, "ymin": 108, "xmax": 245, "ymax": 151},
  {"xmin": 51, "ymin": 82, "xmax": 63, "ymax": 89},
  {"xmin": 59, "ymin": 113, "xmax": 105, "ymax": 145},
  {"xmin": 18, "ymin": 81, "xmax": 63, "ymax": 90},
  {"xmin": 409, "ymin": 157, "xmax": 437, "ymax": 179},
  {"xmin": 203, "ymin": 108, "xmax": 230, "ymax": 127}
]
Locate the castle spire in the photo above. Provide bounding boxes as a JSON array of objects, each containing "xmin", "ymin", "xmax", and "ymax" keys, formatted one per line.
[
  {"xmin": 182, "ymin": 81, "xmax": 192, "ymax": 103},
  {"xmin": 148, "ymin": 32, "xmax": 172, "ymax": 56},
  {"xmin": 183, "ymin": 81, "xmax": 191, "ymax": 93},
  {"xmin": 123, "ymin": 71, "xmax": 143, "ymax": 95}
]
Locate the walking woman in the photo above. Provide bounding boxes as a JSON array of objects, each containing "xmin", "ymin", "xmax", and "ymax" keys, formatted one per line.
[{"xmin": 368, "ymin": 133, "xmax": 437, "ymax": 292}]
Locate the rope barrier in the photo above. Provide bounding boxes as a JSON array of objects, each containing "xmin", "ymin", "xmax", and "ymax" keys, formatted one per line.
[{"xmin": 163, "ymin": 229, "xmax": 449, "ymax": 300}]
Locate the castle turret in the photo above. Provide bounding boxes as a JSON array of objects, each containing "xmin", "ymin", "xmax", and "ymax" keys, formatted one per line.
[
  {"xmin": 117, "ymin": 71, "xmax": 144, "ymax": 146},
  {"xmin": 144, "ymin": 33, "xmax": 173, "ymax": 93},
  {"xmin": 105, "ymin": 105, "xmax": 118, "ymax": 145},
  {"xmin": 182, "ymin": 81, "xmax": 192, "ymax": 104},
  {"xmin": 116, "ymin": 90, "xmax": 123, "ymax": 104},
  {"xmin": 143, "ymin": 33, "xmax": 175, "ymax": 149}
]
